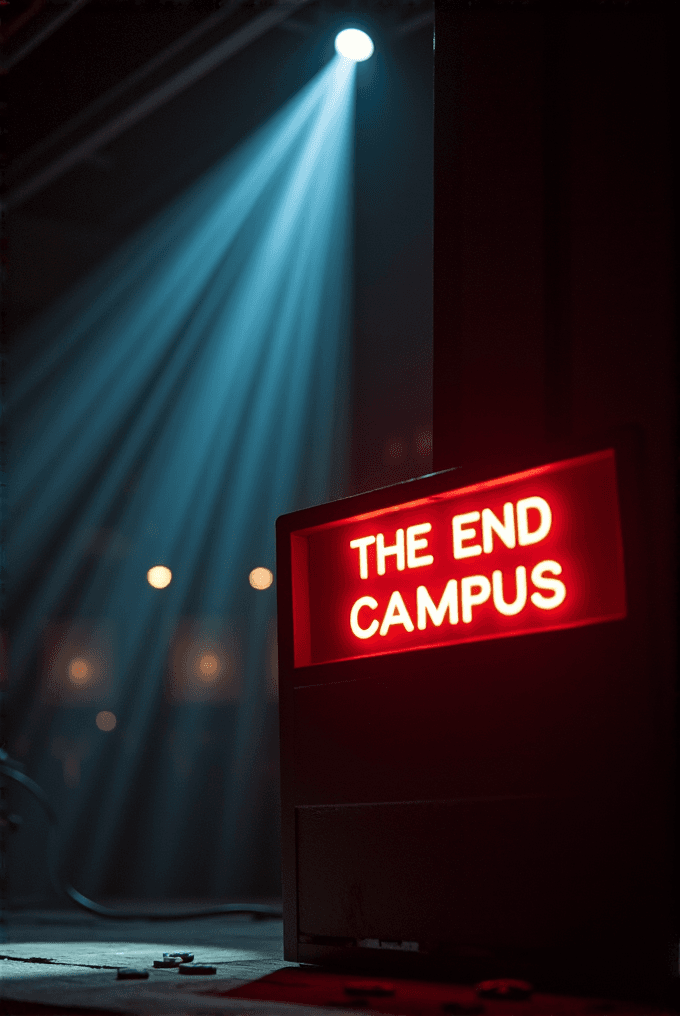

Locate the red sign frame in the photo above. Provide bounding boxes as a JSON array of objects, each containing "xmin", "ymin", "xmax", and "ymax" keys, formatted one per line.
[{"xmin": 290, "ymin": 450, "xmax": 626, "ymax": 667}]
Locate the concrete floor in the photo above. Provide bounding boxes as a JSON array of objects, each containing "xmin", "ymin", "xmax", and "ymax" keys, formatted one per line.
[
  {"xmin": 1, "ymin": 908, "xmax": 308, "ymax": 1014},
  {"xmin": 1, "ymin": 909, "xmax": 676, "ymax": 1015}
]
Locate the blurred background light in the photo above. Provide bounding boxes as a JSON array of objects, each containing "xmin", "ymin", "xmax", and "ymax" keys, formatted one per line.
[
  {"xmin": 196, "ymin": 652, "xmax": 221, "ymax": 683},
  {"xmin": 249, "ymin": 567, "xmax": 274, "ymax": 590},
  {"xmin": 95, "ymin": 711, "xmax": 117, "ymax": 732},
  {"xmin": 385, "ymin": 437, "xmax": 404, "ymax": 462},
  {"xmin": 68, "ymin": 657, "xmax": 93, "ymax": 685},
  {"xmin": 168, "ymin": 620, "xmax": 239, "ymax": 703},
  {"xmin": 414, "ymin": 427, "xmax": 433, "ymax": 459},
  {"xmin": 147, "ymin": 565, "xmax": 172, "ymax": 589},
  {"xmin": 40, "ymin": 622, "xmax": 112, "ymax": 705},
  {"xmin": 51, "ymin": 736, "xmax": 91, "ymax": 788},
  {"xmin": 335, "ymin": 28, "xmax": 374, "ymax": 62}
]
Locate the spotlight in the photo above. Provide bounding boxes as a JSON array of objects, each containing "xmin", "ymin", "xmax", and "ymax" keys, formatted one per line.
[
  {"xmin": 147, "ymin": 565, "xmax": 172, "ymax": 588},
  {"xmin": 335, "ymin": 28, "xmax": 374, "ymax": 62},
  {"xmin": 249, "ymin": 567, "xmax": 274, "ymax": 590}
]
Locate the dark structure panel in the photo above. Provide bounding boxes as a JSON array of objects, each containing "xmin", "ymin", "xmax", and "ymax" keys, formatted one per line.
[
  {"xmin": 432, "ymin": 0, "xmax": 677, "ymax": 999},
  {"xmin": 276, "ymin": 2, "xmax": 677, "ymax": 1003}
]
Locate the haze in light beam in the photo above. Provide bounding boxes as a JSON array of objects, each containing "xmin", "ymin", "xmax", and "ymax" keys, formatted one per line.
[{"xmin": 8, "ymin": 54, "xmax": 356, "ymax": 899}]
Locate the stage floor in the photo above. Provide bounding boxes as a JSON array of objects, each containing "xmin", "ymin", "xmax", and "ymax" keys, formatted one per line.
[
  {"xmin": 1, "ymin": 908, "xmax": 676, "ymax": 1015},
  {"xmin": 1, "ymin": 907, "xmax": 296, "ymax": 1014}
]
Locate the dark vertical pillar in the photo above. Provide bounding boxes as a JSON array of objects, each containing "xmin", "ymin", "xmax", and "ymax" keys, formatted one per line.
[
  {"xmin": 434, "ymin": 7, "xmax": 547, "ymax": 470},
  {"xmin": 564, "ymin": 10, "xmax": 677, "ymax": 681},
  {"xmin": 542, "ymin": 9, "xmax": 571, "ymax": 442},
  {"xmin": 434, "ymin": 4, "xmax": 676, "ymax": 472},
  {"xmin": 434, "ymin": 1, "xmax": 678, "ymax": 998}
]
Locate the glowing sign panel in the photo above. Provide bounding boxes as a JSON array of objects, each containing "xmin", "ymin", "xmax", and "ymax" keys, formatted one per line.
[{"xmin": 291, "ymin": 451, "xmax": 626, "ymax": 668}]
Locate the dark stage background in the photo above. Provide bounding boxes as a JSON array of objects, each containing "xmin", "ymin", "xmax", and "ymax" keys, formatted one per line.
[
  {"xmin": 3, "ymin": 7, "xmax": 677, "ymax": 993},
  {"xmin": 4, "ymin": 0, "xmax": 433, "ymax": 906}
]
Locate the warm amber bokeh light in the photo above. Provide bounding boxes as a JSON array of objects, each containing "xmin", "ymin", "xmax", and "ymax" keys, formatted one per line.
[
  {"xmin": 196, "ymin": 652, "xmax": 221, "ymax": 682},
  {"xmin": 68, "ymin": 657, "xmax": 92, "ymax": 684},
  {"xmin": 96, "ymin": 710, "xmax": 117, "ymax": 732},
  {"xmin": 249, "ymin": 566, "xmax": 273, "ymax": 590},
  {"xmin": 147, "ymin": 565, "xmax": 172, "ymax": 588}
]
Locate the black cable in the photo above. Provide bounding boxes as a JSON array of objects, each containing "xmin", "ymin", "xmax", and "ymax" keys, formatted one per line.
[{"xmin": 0, "ymin": 754, "xmax": 282, "ymax": 921}]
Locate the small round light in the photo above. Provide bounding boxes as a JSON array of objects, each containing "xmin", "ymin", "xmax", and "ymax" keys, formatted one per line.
[
  {"xmin": 96, "ymin": 710, "xmax": 117, "ymax": 732},
  {"xmin": 68, "ymin": 657, "xmax": 92, "ymax": 685},
  {"xmin": 335, "ymin": 28, "xmax": 374, "ymax": 62},
  {"xmin": 249, "ymin": 566, "xmax": 274, "ymax": 590},
  {"xmin": 196, "ymin": 652, "xmax": 221, "ymax": 683},
  {"xmin": 147, "ymin": 565, "xmax": 172, "ymax": 589}
]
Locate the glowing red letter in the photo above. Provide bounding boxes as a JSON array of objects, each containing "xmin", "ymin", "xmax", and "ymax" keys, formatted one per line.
[
  {"xmin": 350, "ymin": 596, "xmax": 379, "ymax": 638},
  {"xmin": 530, "ymin": 560, "xmax": 566, "ymax": 609},
  {"xmin": 350, "ymin": 535, "xmax": 376, "ymax": 579},
  {"xmin": 407, "ymin": 523, "xmax": 434, "ymax": 569},
  {"xmin": 482, "ymin": 503, "xmax": 516, "ymax": 554},
  {"xmin": 377, "ymin": 530, "xmax": 406, "ymax": 575},
  {"xmin": 461, "ymin": 574, "xmax": 491, "ymax": 623},
  {"xmin": 380, "ymin": 591, "xmax": 415, "ymax": 635},
  {"xmin": 517, "ymin": 497, "xmax": 552, "ymax": 546},
  {"xmin": 453, "ymin": 512, "xmax": 482, "ymax": 559},
  {"xmin": 492, "ymin": 566, "xmax": 527, "ymax": 616},
  {"xmin": 417, "ymin": 580, "xmax": 458, "ymax": 629}
]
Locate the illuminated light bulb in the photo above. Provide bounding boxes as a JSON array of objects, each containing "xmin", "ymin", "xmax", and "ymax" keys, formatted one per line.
[
  {"xmin": 96, "ymin": 710, "xmax": 117, "ymax": 732},
  {"xmin": 147, "ymin": 565, "xmax": 172, "ymax": 588},
  {"xmin": 68, "ymin": 657, "xmax": 92, "ymax": 684},
  {"xmin": 334, "ymin": 28, "xmax": 374, "ymax": 62},
  {"xmin": 196, "ymin": 652, "xmax": 221, "ymax": 683},
  {"xmin": 249, "ymin": 567, "xmax": 273, "ymax": 590}
]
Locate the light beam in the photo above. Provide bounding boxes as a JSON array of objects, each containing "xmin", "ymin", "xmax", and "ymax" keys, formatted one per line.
[{"xmin": 8, "ymin": 54, "xmax": 356, "ymax": 899}]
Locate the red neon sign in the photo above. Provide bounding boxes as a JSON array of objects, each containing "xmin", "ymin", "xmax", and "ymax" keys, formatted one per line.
[{"xmin": 290, "ymin": 450, "xmax": 627, "ymax": 668}]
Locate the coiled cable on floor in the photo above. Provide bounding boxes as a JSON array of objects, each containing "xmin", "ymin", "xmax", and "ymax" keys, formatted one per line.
[{"xmin": 0, "ymin": 750, "xmax": 282, "ymax": 921}]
